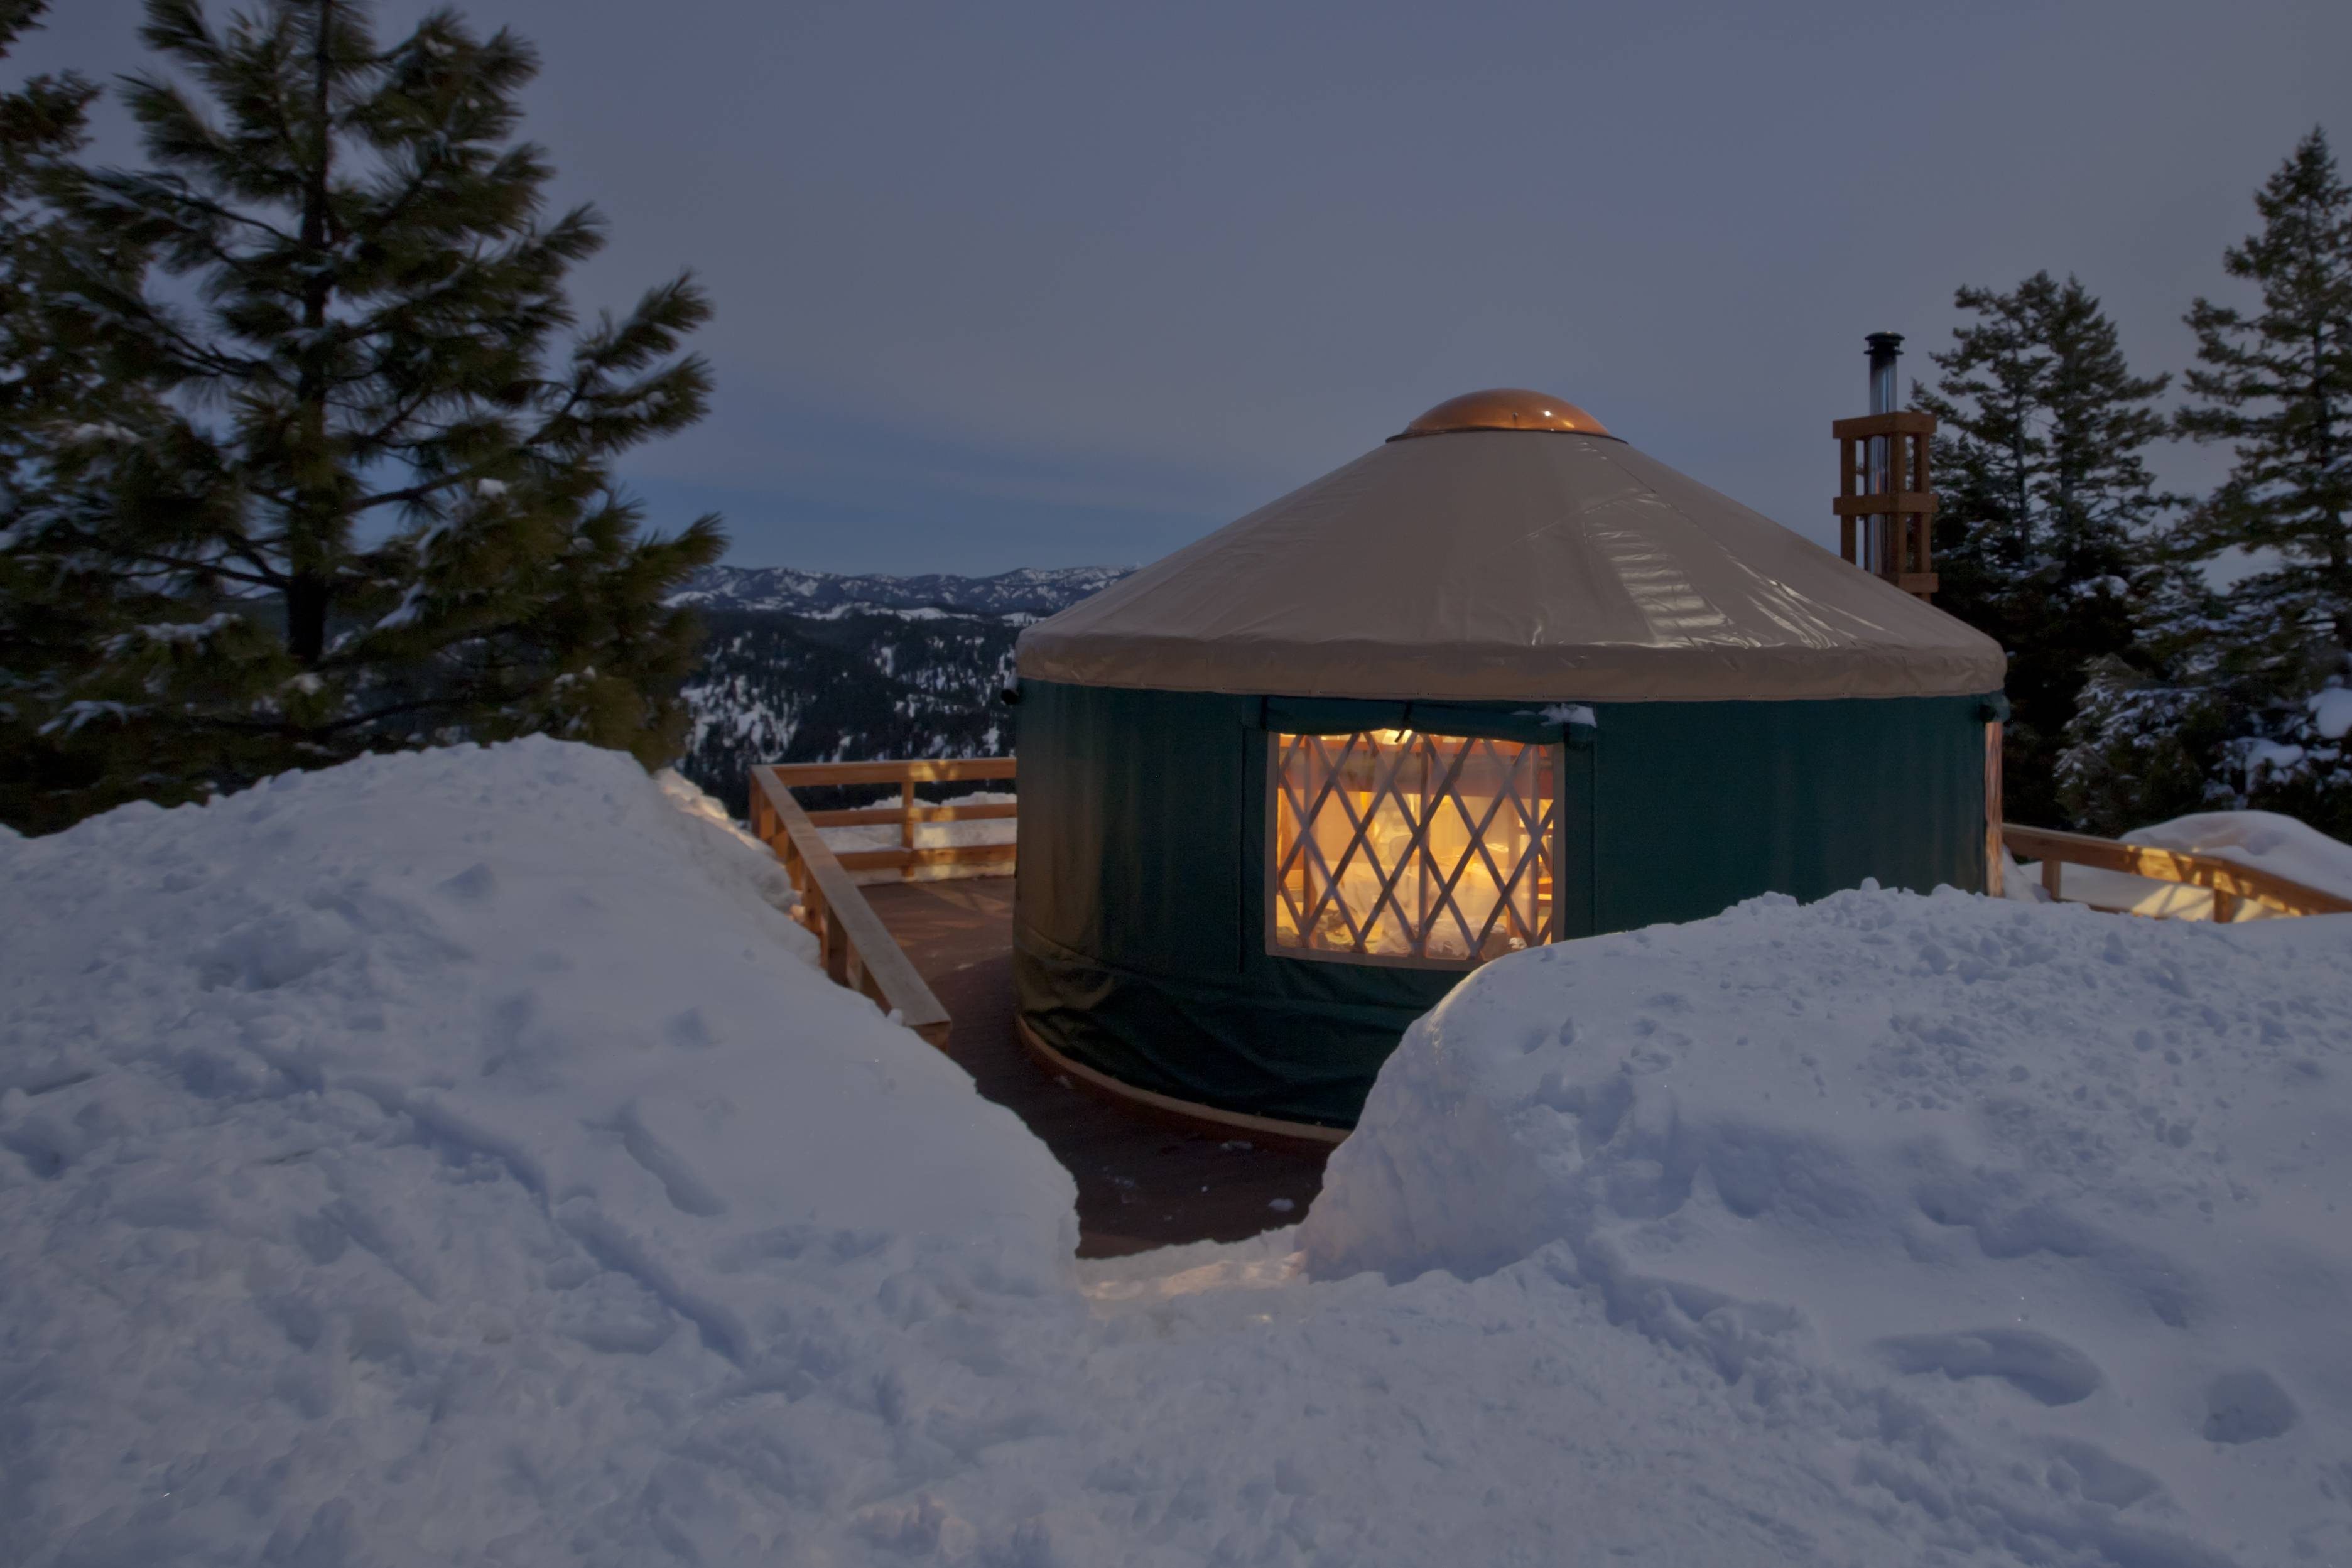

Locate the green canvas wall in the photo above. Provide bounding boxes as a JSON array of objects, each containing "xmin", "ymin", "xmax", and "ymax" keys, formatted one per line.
[{"xmin": 1012, "ymin": 678, "xmax": 1997, "ymax": 1128}]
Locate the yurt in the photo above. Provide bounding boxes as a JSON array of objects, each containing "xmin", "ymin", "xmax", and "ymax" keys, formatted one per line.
[{"xmin": 1010, "ymin": 390, "xmax": 2008, "ymax": 1135}]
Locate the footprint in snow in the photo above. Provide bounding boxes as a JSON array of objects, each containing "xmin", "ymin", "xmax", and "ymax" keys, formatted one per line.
[{"xmin": 1875, "ymin": 1327, "xmax": 2103, "ymax": 1406}]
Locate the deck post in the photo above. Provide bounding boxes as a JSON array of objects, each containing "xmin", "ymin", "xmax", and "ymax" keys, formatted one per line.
[{"xmin": 822, "ymin": 906, "xmax": 848, "ymax": 985}]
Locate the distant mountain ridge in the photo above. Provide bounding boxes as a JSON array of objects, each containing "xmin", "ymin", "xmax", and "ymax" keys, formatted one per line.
[
  {"xmin": 669, "ymin": 563, "xmax": 1132, "ymax": 815},
  {"xmin": 669, "ymin": 563, "xmax": 1132, "ymax": 618}
]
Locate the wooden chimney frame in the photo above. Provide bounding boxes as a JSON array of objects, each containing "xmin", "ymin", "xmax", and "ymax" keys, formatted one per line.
[{"xmin": 1833, "ymin": 410, "xmax": 1938, "ymax": 600}]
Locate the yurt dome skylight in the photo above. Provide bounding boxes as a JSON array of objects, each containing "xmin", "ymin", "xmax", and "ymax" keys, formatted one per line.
[{"xmin": 1391, "ymin": 387, "xmax": 1613, "ymax": 440}]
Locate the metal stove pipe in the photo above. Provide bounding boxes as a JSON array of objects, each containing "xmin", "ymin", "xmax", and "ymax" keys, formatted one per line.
[
  {"xmin": 1866, "ymin": 332, "xmax": 1903, "ymax": 417},
  {"xmin": 1864, "ymin": 333, "xmax": 1903, "ymax": 571}
]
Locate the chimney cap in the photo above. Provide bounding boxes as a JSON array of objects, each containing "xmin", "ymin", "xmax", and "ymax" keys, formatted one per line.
[
  {"xmin": 1865, "ymin": 332, "xmax": 1905, "ymax": 357},
  {"xmin": 1393, "ymin": 388, "xmax": 1611, "ymax": 441}
]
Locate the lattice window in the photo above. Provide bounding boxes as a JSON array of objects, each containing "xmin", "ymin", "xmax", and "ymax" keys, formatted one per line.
[{"xmin": 1270, "ymin": 729, "xmax": 1558, "ymax": 965}]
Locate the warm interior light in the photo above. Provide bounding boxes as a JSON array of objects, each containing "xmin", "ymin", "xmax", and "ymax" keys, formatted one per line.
[{"xmin": 1271, "ymin": 730, "xmax": 1558, "ymax": 963}]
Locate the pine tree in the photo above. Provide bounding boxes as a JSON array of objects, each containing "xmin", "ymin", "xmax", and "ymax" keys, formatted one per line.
[
  {"xmin": 18, "ymin": 0, "xmax": 723, "ymax": 828},
  {"xmin": 1914, "ymin": 281, "xmax": 2039, "ymax": 648},
  {"xmin": 2159, "ymin": 127, "xmax": 2352, "ymax": 833},
  {"xmin": 0, "ymin": 3, "xmax": 99, "ymax": 421},
  {"xmin": 2056, "ymin": 561, "xmax": 2239, "ymax": 836},
  {"xmin": 2176, "ymin": 128, "xmax": 2352, "ymax": 653},
  {"xmin": 1914, "ymin": 271, "xmax": 2170, "ymax": 828},
  {"xmin": 0, "ymin": 0, "xmax": 148, "ymax": 833}
]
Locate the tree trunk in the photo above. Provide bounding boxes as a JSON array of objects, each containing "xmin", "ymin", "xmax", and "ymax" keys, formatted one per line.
[
  {"xmin": 288, "ymin": 0, "xmax": 336, "ymax": 668},
  {"xmin": 2316, "ymin": 331, "xmax": 2351, "ymax": 656},
  {"xmin": 2012, "ymin": 396, "xmax": 2030, "ymax": 563}
]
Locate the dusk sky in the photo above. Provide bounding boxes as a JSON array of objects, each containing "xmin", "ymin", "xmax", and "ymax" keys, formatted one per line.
[{"xmin": 12, "ymin": 0, "xmax": 2349, "ymax": 576}]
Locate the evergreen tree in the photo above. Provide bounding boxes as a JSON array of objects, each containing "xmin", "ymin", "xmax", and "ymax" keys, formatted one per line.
[
  {"xmin": 0, "ymin": 3, "xmax": 98, "ymax": 422},
  {"xmin": 15, "ymin": 0, "xmax": 722, "ymax": 829},
  {"xmin": 2165, "ymin": 127, "xmax": 2352, "ymax": 834},
  {"xmin": 1914, "ymin": 271, "xmax": 2170, "ymax": 828},
  {"xmin": 2056, "ymin": 561, "xmax": 2239, "ymax": 836},
  {"xmin": 2176, "ymin": 128, "xmax": 2352, "ymax": 655},
  {"xmin": 1916, "ymin": 279, "xmax": 2042, "ymax": 638},
  {"xmin": 0, "ymin": 0, "xmax": 149, "ymax": 832}
]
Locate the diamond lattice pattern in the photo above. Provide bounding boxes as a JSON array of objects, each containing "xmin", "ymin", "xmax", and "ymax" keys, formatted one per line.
[{"xmin": 1271, "ymin": 729, "xmax": 1558, "ymax": 963}]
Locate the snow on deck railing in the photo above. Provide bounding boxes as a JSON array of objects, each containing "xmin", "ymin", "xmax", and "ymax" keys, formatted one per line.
[
  {"xmin": 781, "ymin": 758, "xmax": 1019, "ymax": 882},
  {"xmin": 2002, "ymin": 821, "xmax": 2352, "ymax": 922},
  {"xmin": 747, "ymin": 759, "xmax": 1017, "ymax": 1050}
]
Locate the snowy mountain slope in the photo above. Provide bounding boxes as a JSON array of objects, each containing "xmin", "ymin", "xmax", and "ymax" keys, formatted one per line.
[
  {"xmin": 675, "ymin": 607, "xmax": 1019, "ymax": 816},
  {"xmin": 6, "ymin": 743, "xmax": 2349, "ymax": 1565},
  {"xmin": 668, "ymin": 563, "xmax": 1130, "ymax": 617},
  {"xmin": 664, "ymin": 567, "xmax": 1130, "ymax": 814}
]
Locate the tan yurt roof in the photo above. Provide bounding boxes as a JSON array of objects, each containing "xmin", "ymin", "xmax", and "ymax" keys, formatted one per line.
[{"xmin": 1016, "ymin": 391, "xmax": 2006, "ymax": 702}]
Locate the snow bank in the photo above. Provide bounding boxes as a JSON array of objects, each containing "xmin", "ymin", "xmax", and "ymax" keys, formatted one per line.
[
  {"xmin": 12, "ymin": 745, "xmax": 2351, "ymax": 1565},
  {"xmin": 1305, "ymin": 887, "xmax": 2352, "ymax": 1566},
  {"xmin": 1, "ymin": 740, "xmax": 1074, "ymax": 1563}
]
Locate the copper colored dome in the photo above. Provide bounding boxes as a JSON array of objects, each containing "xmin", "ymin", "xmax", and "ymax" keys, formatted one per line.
[{"xmin": 1394, "ymin": 388, "xmax": 1612, "ymax": 440}]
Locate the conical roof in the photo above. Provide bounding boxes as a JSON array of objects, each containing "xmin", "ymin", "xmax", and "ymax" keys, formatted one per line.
[{"xmin": 1017, "ymin": 392, "xmax": 2005, "ymax": 702}]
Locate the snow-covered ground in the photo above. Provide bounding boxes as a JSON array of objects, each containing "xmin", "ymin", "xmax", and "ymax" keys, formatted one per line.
[
  {"xmin": 1, "ymin": 744, "xmax": 1072, "ymax": 1565},
  {"xmin": 1309, "ymin": 886, "xmax": 2352, "ymax": 1566},
  {"xmin": 5, "ymin": 742, "xmax": 2348, "ymax": 1565},
  {"xmin": 2012, "ymin": 807, "xmax": 2352, "ymax": 919}
]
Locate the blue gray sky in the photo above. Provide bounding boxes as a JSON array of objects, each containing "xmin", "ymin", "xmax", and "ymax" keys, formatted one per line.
[{"xmin": 12, "ymin": 1, "xmax": 2349, "ymax": 574}]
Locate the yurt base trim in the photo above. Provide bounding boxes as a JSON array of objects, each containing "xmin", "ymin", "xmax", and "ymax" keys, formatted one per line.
[{"xmin": 1012, "ymin": 1014, "xmax": 1348, "ymax": 1153}]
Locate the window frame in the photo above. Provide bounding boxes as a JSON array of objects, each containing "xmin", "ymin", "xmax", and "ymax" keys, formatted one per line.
[{"xmin": 1261, "ymin": 728, "xmax": 1564, "ymax": 971}]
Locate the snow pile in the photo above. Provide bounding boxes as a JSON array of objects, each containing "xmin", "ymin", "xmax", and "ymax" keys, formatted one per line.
[
  {"xmin": 1306, "ymin": 887, "xmax": 2352, "ymax": 1566},
  {"xmin": 2306, "ymin": 684, "xmax": 2352, "ymax": 742},
  {"xmin": 0, "ymin": 740, "xmax": 1074, "ymax": 1563},
  {"xmin": 11, "ymin": 744, "xmax": 2352, "ymax": 1565}
]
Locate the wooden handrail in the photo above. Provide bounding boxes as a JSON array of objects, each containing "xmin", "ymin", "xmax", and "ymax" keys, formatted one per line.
[
  {"xmin": 765, "ymin": 757, "xmax": 1017, "ymax": 789},
  {"xmin": 769, "ymin": 756, "xmax": 1017, "ymax": 882},
  {"xmin": 2002, "ymin": 821, "xmax": 2352, "ymax": 921},
  {"xmin": 805, "ymin": 801, "xmax": 1018, "ymax": 828},
  {"xmin": 749, "ymin": 765, "xmax": 955, "ymax": 1048}
]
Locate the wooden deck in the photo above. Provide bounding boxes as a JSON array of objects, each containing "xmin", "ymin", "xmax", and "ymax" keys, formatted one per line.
[{"xmin": 863, "ymin": 877, "xmax": 1330, "ymax": 1258}]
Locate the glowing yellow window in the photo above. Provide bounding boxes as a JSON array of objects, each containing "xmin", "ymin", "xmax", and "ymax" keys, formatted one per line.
[{"xmin": 1270, "ymin": 729, "xmax": 1558, "ymax": 966}]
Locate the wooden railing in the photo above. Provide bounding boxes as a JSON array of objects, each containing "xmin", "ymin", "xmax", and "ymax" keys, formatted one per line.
[
  {"xmin": 774, "ymin": 757, "xmax": 1018, "ymax": 880},
  {"xmin": 746, "ymin": 759, "xmax": 1018, "ymax": 1051},
  {"xmin": 2002, "ymin": 821, "xmax": 2352, "ymax": 922}
]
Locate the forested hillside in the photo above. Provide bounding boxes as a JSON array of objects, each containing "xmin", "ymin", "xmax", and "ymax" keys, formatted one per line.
[
  {"xmin": 669, "ymin": 566, "xmax": 1126, "ymax": 814},
  {"xmin": 671, "ymin": 563, "xmax": 1130, "ymax": 617}
]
